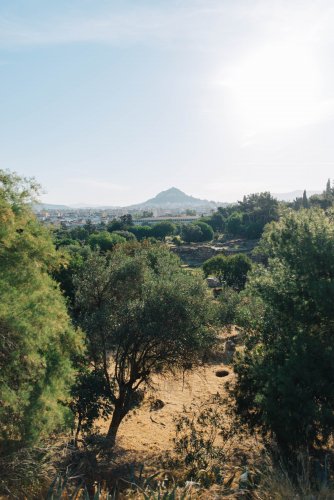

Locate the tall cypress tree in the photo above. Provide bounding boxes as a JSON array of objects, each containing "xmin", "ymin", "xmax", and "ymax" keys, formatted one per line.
[
  {"xmin": 302, "ymin": 189, "xmax": 309, "ymax": 208},
  {"xmin": 326, "ymin": 178, "xmax": 331, "ymax": 196}
]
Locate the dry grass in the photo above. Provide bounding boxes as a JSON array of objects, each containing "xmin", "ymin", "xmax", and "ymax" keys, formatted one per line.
[{"xmin": 3, "ymin": 331, "xmax": 334, "ymax": 499}]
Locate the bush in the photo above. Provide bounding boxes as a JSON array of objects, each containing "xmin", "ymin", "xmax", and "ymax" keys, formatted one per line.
[
  {"xmin": 88, "ymin": 231, "xmax": 126, "ymax": 251},
  {"xmin": 112, "ymin": 230, "xmax": 137, "ymax": 241},
  {"xmin": 181, "ymin": 222, "xmax": 214, "ymax": 243},
  {"xmin": 128, "ymin": 225, "xmax": 152, "ymax": 240},
  {"xmin": 151, "ymin": 221, "xmax": 176, "ymax": 239},
  {"xmin": 203, "ymin": 253, "xmax": 252, "ymax": 291},
  {"xmin": 217, "ymin": 287, "xmax": 241, "ymax": 328}
]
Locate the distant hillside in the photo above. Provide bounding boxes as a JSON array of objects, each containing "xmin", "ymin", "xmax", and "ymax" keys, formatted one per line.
[
  {"xmin": 129, "ymin": 187, "xmax": 222, "ymax": 209},
  {"xmin": 33, "ymin": 203, "xmax": 70, "ymax": 212},
  {"xmin": 273, "ymin": 190, "xmax": 321, "ymax": 202}
]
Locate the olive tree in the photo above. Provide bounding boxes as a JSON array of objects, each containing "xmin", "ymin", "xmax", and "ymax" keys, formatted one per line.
[{"xmin": 74, "ymin": 242, "xmax": 215, "ymax": 446}]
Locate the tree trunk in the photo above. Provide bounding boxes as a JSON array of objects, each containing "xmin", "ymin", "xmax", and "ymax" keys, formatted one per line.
[
  {"xmin": 106, "ymin": 401, "xmax": 126, "ymax": 448},
  {"xmin": 74, "ymin": 413, "xmax": 82, "ymax": 447}
]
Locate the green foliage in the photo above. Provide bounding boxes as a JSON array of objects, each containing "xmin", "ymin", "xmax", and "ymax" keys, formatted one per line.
[
  {"xmin": 150, "ymin": 221, "xmax": 176, "ymax": 239},
  {"xmin": 195, "ymin": 221, "xmax": 214, "ymax": 241},
  {"xmin": 70, "ymin": 368, "xmax": 113, "ymax": 441},
  {"xmin": 83, "ymin": 219, "xmax": 95, "ymax": 235},
  {"xmin": 129, "ymin": 225, "xmax": 153, "ymax": 240},
  {"xmin": 107, "ymin": 219, "xmax": 123, "ymax": 232},
  {"xmin": 181, "ymin": 223, "xmax": 202, "ymax": 242},
  {"xmin": 171, "ymin": 235, "xmax": 182, "ymax": 246},
  {"xmin": 226, "ymin": 212, "xmax": 243, "ymax": 235},
  {"xmin": 181, "ymin": 221, "xmax": 214, "ymax": 242},
  {"xmin": 216, "ymin": 287, "xmax": 241, "ymax": 327},
  {"xmin": 88, "ymin": 231, "xmax": 126, "ymax": 252},
  {"xmin": 53, "ymin": 244, "xmax": 92, "ymax": 306},
  {"xmin": 307, "ymin": 179, "xmax": 334, "ymax": 210},
  {"xmin": 0, "ymin": 170, "xmax": 82, "ymax": 445},
  {"xmin": 209, "ymin": 192, "xmax": 279, "ymax": 240},
  {"xmin": 54, "ymin": 226, "xmax": 90, "ymax": 247},
  {"xmin": 73, "ymin": 242, "xmax": 215, "ymax": 445},
  {"xmin": 233, "ymin": 209, "xmax": 334, "ymax": 453},
  {"xmin": 125, "ymin": 221, "xmax": 175, "ymax": 242},
  {"xmin": 112, "ymin": 230, "xmax": 137, "ymax": 241},
  {"xmin": 201, "ymin": 212, "xmax": 224, "ymax": 232},
  {"xmin": 203, "ymin": 253, "xmax": 252, "ymax": 291},
  {"xmin": 120, "ymin": 213, "xmax": 133, "ymax": 227}
]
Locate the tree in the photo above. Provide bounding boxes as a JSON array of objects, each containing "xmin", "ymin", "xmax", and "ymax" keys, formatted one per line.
[
  {"xmin": 181, "ymin": 222, "xmax": 214, "ymax": 243},
  {"xmin": 128, "ymin": 225, "xmax": 152, "ymax": 240},
  {"xmin": 181, "ymin": 224, "xmax": 204, "ymax": 243},
  {"xmin": 207, "ymin": 212, "xmax": 224, "ymax": 232},
  {"xmin": 309, "ymin": 194, "xmax": 333, "ymax": 210},
  {"xmin": 185, "ymin": 209, "xmax": 196, "ymax": 216},
  {"xmin": 302, "ymin": 189, "xmax": 309, "ymax": 208},
  {"xmin": 120, "ymin": 214, "xmax": 133, "ymax": 227},
  {"xmin": 203, "ymin": 253, "xmax": 252, "ymax": 291},
  {"xmin": 195, "ymin": 222, "xmax": 214, "ymax": 241},
  {"xmin": 107, "ymin": 219, "xmax": 123, "ymax": 232},
  {"xmin": 326, "ymin": 178, "xmax": 331, "ymax": 196},
  {"xmin": 53, "ymin": 244, "xmax": 92, "ymax": 306},
  {"xmin": 233, "ymin": 209, "xmax": 334, "ymax": 454},
  {"xmin": 112, "ymin": 230, "xmax": 137, "ymax": 241},
  {"xmin": 73, "ymin": 242, "xmax": 215, "ymax": 447},
  {"xmin": 0, "ymin": 170, "xmax": 82, "ymax": 445},
  {"xmin": 84, "ymin": 219, "xmax": 95, "ymax": 235},
  {"xmin": 151, "ymin": 221, "xmax": 176, "ymax": 240},
  {"xmin": 225, "ymin": 192, "xmax": 279, "ymax": 239},
  {"xmin": 88, "ymin": 231, "xmax": 126, "ymax": 252},
  {"xmin": 226, "ymin": 212, "xmax": 243, "ymax": 236},
  {"xmin": 141, "ymin": 210, "xmax": 154, "ymax": 218},
  {"xmin": 309, "ymin": 179, "xmax": 334, "ymax": 210}
]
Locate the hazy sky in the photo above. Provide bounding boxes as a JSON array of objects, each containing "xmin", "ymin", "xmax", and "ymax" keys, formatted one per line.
[{"xmin": 1, "ymin": 0, "xmax": 334, "ymax": 205}]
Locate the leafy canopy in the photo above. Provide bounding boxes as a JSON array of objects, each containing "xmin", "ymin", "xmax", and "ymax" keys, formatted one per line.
[
  {"xmin": 203, "ymin": 253, "xmax": 252, "ymax": 291},
  {"xmin": 233, "ymin": 209, "xmax": 334, "ymax": 452},
  {"xmin": 73, "ymin": 242, "xmax": 216, "ymax": 445}
]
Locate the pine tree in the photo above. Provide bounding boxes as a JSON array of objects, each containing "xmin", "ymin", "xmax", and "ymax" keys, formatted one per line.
[{"xmin": 0, "ymin": 170, "xmax": 82, "ymax": 444}]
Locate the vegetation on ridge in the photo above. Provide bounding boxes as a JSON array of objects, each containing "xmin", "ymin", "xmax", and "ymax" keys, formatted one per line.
[{"xmin": 2, "ymin": 170, "xmax": 334, "ymax": 498}]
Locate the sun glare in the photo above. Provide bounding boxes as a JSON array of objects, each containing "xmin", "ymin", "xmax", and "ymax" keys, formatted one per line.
[{"xmin": 220, "ymin": 42, "xmax": 322, "ymax": 138}]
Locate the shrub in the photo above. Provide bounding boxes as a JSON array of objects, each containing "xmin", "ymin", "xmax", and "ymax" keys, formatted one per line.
[
  {"xmin": 181, "ymin": 222, "xmax": 214, "ymax": 243},
  {"xmin": 203, "ymin": 253, "xmax": 252, "ymax": 291},
  {"xmin": 88, "ymin": 231, "xmax": 126, "ymax": 251},
  {"xmin": 112, "ymin": 230, "xmax": 137, "ymax": 241}
]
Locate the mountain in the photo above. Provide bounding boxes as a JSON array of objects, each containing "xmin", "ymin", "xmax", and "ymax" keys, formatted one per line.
[
  {"xmin": 273, "ymin": 190, "xmax": 321, "ymax": 202},
  {"xmin": 129, "ymin": 187, "xmax": 221, "ymax": 209}
]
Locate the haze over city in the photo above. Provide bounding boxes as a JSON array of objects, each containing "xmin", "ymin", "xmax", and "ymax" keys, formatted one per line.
[{"xmin": 1, "ymin": 0, "xmax": 334, "ymax": 205}]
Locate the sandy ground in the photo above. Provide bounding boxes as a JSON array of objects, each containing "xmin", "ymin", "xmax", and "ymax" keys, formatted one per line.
[{"xmin": 98, "ymin": 361, "xmax": 233, "ymax": 455}]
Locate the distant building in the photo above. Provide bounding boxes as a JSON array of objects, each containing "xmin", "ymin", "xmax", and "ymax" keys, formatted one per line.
[{"xmin": 135, "ymin": 215, "xmax": 200, "ymax": 226}]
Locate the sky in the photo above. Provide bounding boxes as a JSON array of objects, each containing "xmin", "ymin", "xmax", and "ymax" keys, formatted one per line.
[{"xmin": 0, "ymin": 0, "xmax": 334, "ymax": 206}]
